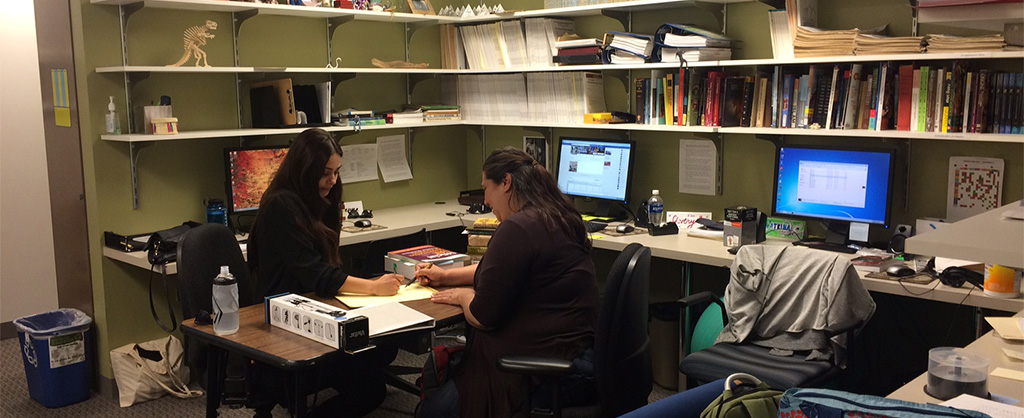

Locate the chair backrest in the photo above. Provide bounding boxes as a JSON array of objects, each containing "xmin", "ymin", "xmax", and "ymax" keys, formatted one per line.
[
  {"xmin": 359, "ymin": 228, "xmax": 428, "ymax": 278},
  {"xmin": 594, "ymin": 243, "xmax": 652, "ymax": 418},
  {"xmin": 176, "ymin": 223, "xmax": 257, "ymax": 319}
]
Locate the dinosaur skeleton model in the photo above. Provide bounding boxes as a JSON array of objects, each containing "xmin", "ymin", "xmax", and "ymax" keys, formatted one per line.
[{"xmin": 167, "ymin": 20, "xmax": 217, "ymax": 67}]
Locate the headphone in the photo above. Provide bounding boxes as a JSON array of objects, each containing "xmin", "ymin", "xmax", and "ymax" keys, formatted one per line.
[
  {"xmin": 468, "ymin": 203, "xmax": 491, "ymax": 214},
  {"xmin": 938, "ymin": 267, "xmax": 984, "ymax": 289}
]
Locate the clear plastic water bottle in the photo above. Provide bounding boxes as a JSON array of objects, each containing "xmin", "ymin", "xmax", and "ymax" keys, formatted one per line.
[
  {"xmin": 212, "ymin": 266, "xmax": 239, "ymax": 335},
  {"xmin": 648, "ymin": 189, "xmax": 665, "ymax": 227},
  {"xmin": 206, "ymin": 199, "xmax": 228, "ymax": 227}
]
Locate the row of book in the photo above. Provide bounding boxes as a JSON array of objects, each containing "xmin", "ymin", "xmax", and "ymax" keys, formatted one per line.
[
  {"xmin": 331, "ymin": 106, "xmax": 461, "ymax": 126},
  {"xmin": 632, "ymin": 61, "xmax": 1024, "ymax": 134},
  {"xmin": 454, "ymin": 72, "xmax": 606, "ymax": 123}
]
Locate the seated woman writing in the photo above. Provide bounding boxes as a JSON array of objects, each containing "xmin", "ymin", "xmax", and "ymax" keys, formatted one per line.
[
  {"xmin": 247, "ymin": 128, "xmax": 404, "ymax": 417},
  {"xmin": 416, "ymin": 147, "xmax": 600, "ymax": 418}
]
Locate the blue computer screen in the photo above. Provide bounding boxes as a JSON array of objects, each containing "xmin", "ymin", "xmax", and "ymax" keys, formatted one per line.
[
  {"xmin": 773, "ymin": 146, "xmax": 893, "ymax": 225},
  {"xmin": 556, "ymin": 138, "xmax": 634, "ymax": 203}
]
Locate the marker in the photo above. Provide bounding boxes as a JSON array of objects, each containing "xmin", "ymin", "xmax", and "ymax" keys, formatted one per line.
[{"xmin": 407, "ymin": 264, "xmax": 432, "ymax": 286}]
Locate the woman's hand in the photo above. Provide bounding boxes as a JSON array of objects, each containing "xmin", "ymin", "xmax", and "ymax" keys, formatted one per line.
[
  {"xmin": 415, "ymin": 263, "xmax": 448, "ymax": 286},
  {"xmin": 370, "ymin": 273, "xmax": 403, "ymax": 296},
  {"xmin": 430, "ymin": 287, "xmax": 474, "ymax": 306}
]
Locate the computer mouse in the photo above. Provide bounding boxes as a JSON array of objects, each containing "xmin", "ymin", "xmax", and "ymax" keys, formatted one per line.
[
  {"xmin": 615, "ymin": 224, "xmax": 635, "ymax": 233},
  {"xmin": 354, "ymin": 219, "xmax": 372, "ymax": 228},
  {"xmin": 886, "ymin": 265, "xmax": 915, "ymax": 277}
]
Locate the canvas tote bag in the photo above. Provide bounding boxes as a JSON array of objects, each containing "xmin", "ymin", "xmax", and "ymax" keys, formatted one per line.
[{"xmin": 110, "ymin": 335, "xmax": 203, "ymax": 407}]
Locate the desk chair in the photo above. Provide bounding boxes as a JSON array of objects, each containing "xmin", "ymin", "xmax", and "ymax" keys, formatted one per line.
[
  {"xmin": 678, "ymin": 245, "xmax": 875, "ymax": 390},
  {"xmin": 176, "ymin": 224, "xmax": 257, "ymax": 407},
  {"xmin": 498, "ymin": 243, "xmax": 653, "ymax": 418}
]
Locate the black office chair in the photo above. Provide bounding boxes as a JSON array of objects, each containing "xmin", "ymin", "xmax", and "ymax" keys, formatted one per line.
[
  {"xmin": 499, "ymin": 242, "xmax": 653, "ymax": 418},
  {"xmin": 678, "ymin": 245, "xmax": 875, "ymax": 390},
  {"xmin": 175, "ymin": 224, "xmax": 257, "ymax": 407}
]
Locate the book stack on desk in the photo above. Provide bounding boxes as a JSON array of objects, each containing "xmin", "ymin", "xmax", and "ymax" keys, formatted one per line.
[
  {"xmin": 422, "ymin": 105, "xmax": 461, "ymax": 122},
  {"xmin": 466, "ymin": 218, "xmax": 500, "ymax": 260},
  {"xmin": 851, "ymin": 254, "xmax": 902, "ymax": 273},
  {"xmin": 385, "ymin": 245, "xmax": 471, "ymax": 279}
]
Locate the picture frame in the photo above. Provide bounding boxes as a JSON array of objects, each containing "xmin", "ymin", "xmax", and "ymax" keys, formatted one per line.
[
  {"xmin": 523, "ymin": 136, "xmax": 549, "ymax": 170},
  {"xmin": 407, "ymin": 0, "xmax": 434, "ymax": 15}
]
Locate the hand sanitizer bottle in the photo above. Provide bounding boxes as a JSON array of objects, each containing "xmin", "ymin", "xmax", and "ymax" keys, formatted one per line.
[
  {"xmin": 212, "ymin": 266, "xmax": 239, "ymax": 335},
  {"xmin": 105, "ymin": 96, "xmax": 121, "ymax": 134}
]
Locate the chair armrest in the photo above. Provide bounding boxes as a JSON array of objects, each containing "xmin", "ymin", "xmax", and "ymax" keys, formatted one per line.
[
  {"xmin": 497, "ymin": 355, "xmax": 576, "ymax": 377},
  {"xmin": 678, "ymin": 291, "xmax": 723, "ymax": 309}
]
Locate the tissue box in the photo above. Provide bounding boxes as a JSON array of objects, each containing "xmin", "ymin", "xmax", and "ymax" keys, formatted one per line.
[{"xmin": 265, "ymin": 293, "xmax": 369, "ymax": 352}]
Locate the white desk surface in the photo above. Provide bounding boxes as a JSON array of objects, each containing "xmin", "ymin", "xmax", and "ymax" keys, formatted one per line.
[
  {"xmin": 888, "ymin": 310, "xmax": 1024, "ymax": 404},
  {"xmin": 104, "ymin": 201, "xmax": 1023, "ymax": 312},
  {"xmin": 103, "ymin": 201, "xmax": 485, "ymax": 275}
]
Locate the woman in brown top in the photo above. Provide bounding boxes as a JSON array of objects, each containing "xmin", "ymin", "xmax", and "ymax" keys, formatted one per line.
[{"xmin": 415, "ymin": 147, "xmax": 600, "ymax": 418}]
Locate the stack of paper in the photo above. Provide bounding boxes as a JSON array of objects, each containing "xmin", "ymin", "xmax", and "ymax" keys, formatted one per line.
[
  {"xmin": 768, "ymin": 9, "xmax": 793, "ymax": 59},
  {"xmin": 662, "ymin": 32, "xmax": 731, "ymax": 48},
  {"xmin": 793, "ymin": 26, "xmax": 858, "ymax": 57},
  {"xmin": 855, "ymin": 33, "xmax": 924, "ymax": 55},
  {"xmin": 607, "ymin": 33, "xmax": 653, "ymax": 57},
  {"xmin": 926, "ymin": 34, "xmax": 1006, "ymax": 53},
  {"xmin": 659, "ymin": 47, "xmax": 731, "ymax": 63}
]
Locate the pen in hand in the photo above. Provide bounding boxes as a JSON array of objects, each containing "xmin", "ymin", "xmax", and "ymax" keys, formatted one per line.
[{"xmin": 407, "ymin": 264, "xmax": 432, "ymax": 286}]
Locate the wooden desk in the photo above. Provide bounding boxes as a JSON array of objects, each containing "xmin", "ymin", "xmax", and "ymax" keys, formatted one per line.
[
  {"xmin": 104, "ymin": 201, "xmax": 486, "ymax": 274},
  {"xmin": 888, "ymin": 310, "xmax": 1024, "ymax": 404},
  {"xmin": 180, "ymin": 296, "xmax": 462, "ymax": 418}
]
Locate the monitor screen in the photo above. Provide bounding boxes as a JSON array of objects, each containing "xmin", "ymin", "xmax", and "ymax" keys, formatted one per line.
[
  {"xmin": 225, "ymin": 146, "xmax": 289, "ymax": 214},
  {"xmin": 773, "ymin": 145, "xmax": 894, "ymax": 226},
  {"xmin": 556, "ymin": 137, "xmax": 635, "ymax": 204}
]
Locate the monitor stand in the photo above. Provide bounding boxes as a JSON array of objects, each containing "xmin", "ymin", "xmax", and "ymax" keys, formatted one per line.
[
  {"xmin": 794, "ymin": 220, "xmax": 857, "ymax": 254},
  {"xmin": 586, "ymin": 200, "xmax": 628, "ymax": 222}
]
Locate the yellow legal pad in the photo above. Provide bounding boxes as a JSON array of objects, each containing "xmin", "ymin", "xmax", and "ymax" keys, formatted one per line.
[{"xmin": 336, "ymin": 282, "xmax": 437, "ymax": 309}]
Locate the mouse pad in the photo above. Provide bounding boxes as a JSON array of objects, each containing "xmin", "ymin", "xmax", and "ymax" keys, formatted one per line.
[
  {"xmin": 599, "ymin": 227, "xmax": 649, "ymax": 237},
  {"xmin": 865, "ymin": 271, "xmax": 934, "ymax": 284},
  {"xmin": 342, "ymin": 224, "xmax": 387, "ymax": 233}
]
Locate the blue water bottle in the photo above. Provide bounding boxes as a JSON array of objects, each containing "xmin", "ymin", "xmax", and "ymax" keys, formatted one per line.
[{"xmin": 206, "ymin": 198, "xmax": 228, "ymax": 227}]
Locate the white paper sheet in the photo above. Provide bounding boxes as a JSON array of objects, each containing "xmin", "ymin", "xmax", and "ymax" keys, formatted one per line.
[
  {"xmin": 338, "ymin": 144, "xmax": 378, "ymax": 184},
  {"xmin": 376, "ymin": 135, "xmax": 413, "ymax": 183},
  {"xmin": 942, "ymin": 394, "xmax": 1024, "ymax": 418},
  {"xmin": 678, "ymin": 139, "xmax": 718, "ymax": 196},
  {"xmin": 947, "ymin": 156, "xmax": 1004, "ymax": 221}
]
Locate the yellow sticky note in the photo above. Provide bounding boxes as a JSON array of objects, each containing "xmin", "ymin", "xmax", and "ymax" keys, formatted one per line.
[
  {"xmin": 54, "ymin": 107, "xmax": 71, "ymax": 127},
  {"xmin": 990, "ymin": 367, "xmax": 1024, "ymax": 382}
]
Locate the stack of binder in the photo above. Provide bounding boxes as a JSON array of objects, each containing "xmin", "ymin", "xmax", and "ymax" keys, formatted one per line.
[
  {"xmin": 602, "ymin": 32, "xmax": 654, "ymax": 64},
  {"xmin": 553, "ymin": 37, "xmax": 603, "ymax": 65},
  {"xmin": 654, "ymin": 24, "xmax": 733, "ymax": 63}
]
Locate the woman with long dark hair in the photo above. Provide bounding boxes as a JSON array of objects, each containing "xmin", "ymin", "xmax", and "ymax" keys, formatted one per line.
[
  {"xmin": 247, "ymin": 128, "xmax": 403, "ymax": 417},
  {"xmin": 416, "ymin": 147, "xmax": 600, "ymax": 418},
  {"xmin": 248, "ymin": 128, "xmax": 403, "ymax": 298}
]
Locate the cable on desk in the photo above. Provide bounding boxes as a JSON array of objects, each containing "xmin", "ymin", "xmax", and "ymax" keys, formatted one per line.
[{"xmin": 895, "ymin": 276, "xmax": 942, "ymax": 297}]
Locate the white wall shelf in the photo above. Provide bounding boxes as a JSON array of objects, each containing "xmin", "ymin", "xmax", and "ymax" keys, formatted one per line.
[
  {"xmin": 917, "ymin": 3, "xmax": 1024, "ymax": 31},
  {"xmin": 100, "ymin": 121, "xmax": 466, "ymax": 142},
  {"xmin": 905, "ymin": 200, "xmax": 1024, "ymax": 269}
]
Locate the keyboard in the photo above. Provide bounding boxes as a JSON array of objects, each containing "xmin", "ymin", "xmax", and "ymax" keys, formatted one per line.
[
  {"xmin": 793, "ymin": 240, "xmax": 858, "ymax": 254},
  {"xmin": 585, "ymin": 221, "xmax": 607, "ymax": 233}
]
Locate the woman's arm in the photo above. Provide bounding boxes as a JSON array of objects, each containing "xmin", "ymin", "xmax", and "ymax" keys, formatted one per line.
[
  {"xmin": 339, "ymin": 274, "xmax": 403, "ymax": 296},
  {"xmin": 430, "ymin": 288, "xmax": 488, "ymax": 330},
  {"xmin": 414, "ymin": 263, "xmax": 477, "ymax": 287}
]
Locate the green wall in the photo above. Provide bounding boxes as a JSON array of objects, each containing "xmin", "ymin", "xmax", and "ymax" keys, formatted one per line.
[{"xmin": 71, "ymin": 0, "xmax": 1021, "ymax": 380}]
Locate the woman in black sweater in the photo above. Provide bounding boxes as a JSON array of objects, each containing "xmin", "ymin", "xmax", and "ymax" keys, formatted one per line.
[{"xmin": 248, "ymin": 128, "xmax": 403, "ymax": 417}]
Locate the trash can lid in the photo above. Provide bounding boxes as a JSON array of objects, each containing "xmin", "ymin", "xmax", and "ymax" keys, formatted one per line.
[{"xmin": 14, "ymin": 308, "xmax": 92, "ymax": 336}]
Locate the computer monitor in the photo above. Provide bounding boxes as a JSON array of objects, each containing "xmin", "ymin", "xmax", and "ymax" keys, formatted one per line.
[
  {"xmin": 555, "ymin": 137, "xmax": 636, "ymax": 219},
  {"xmin": 224, "ymin": 146, "xmax": 289, "ymax": 215},
  {"xmin": 773, "ymin": 145, "xmax": 894, "ymax": 244}
]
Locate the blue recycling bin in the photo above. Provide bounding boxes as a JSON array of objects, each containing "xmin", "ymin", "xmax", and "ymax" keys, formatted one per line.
[{"xmin": 14, "ymin": 308, "xmax": 93, "ymax": 408}]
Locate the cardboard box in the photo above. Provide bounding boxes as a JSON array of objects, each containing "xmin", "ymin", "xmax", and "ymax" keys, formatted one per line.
[
  {"xmin": 765, "ymin": 217, "xmax": 806, "ymax": 240},
  {"xmin": 265, "ymin": 293, "xmax": 369, "ymax": 352},
  {"xmin": 724, "ymin": 206, "xmax": 758, "ymax": 247}
]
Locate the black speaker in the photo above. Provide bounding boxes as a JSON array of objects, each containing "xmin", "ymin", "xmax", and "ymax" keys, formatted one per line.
[
  {"xmin": 888, "ymin": 224, "xmax": 912, "ymax": 255},
  {"xmin": 635, "ymin": 202, "xmax": 649, "ymax": 228}
]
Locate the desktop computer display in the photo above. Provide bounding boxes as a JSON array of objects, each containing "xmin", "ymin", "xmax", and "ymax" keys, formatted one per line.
[
  {"xmin": 773, "ymin": 145, "xmax": 894, "ymax": 246},
  {"xmin": 225, "ymin": 146, "xmax": 289, "ymax": 214},
  {"xmin": 555, "ymin": 137, "xmax": 635, "ymax": 218}
]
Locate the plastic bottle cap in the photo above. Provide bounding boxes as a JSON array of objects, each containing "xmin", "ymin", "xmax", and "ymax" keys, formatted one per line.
[
  {"xmin": 652, "ymin": 190, "xmax": 660, "ymax": 195},
  {"xmin": 220, "ymin": 265, "xmax": 230, "ymax": 275},
  {"xmin": 108, "ymin": 96, "xmax": 116, "ymax": 112}
]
